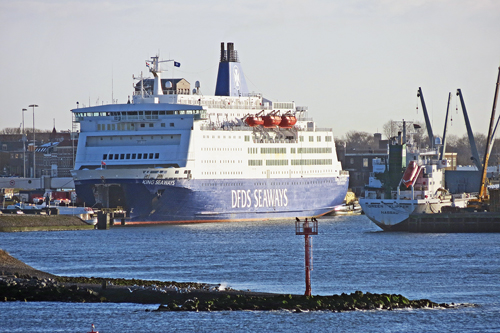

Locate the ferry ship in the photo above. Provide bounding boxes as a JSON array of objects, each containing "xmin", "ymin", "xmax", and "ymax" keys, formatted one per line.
[{"xmin": 71, "ymin": 42, "xmax": 349, "ymax": 223}]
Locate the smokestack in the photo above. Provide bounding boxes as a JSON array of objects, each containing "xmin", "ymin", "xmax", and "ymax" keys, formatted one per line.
[
  {"xmin": 227, "ymin": 42, "xmax": 238, "ymax": 62},
  {"xmin": 220, "ymin": 42, "xmax": 225, "ymax": 62}
]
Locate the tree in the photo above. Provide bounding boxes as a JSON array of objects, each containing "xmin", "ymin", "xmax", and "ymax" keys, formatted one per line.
[
  {"xmin": 446, "ymin": 133, "xmax": 487, "ymax": 166},
  {"xmin": 382, "ymin": 120, "xmax": 426, "ymax": 147},
  {"xmin": 344, "ymin": 131, "xmax": 376, "ymax": 150},
  {"xmin": 0, "ymin": 127, "xmax": 21, "ymax": 134}
]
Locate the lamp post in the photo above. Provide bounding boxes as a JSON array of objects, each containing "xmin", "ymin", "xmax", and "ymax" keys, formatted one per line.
[
  {"xmin": 29, "ymin": 104, "xmax": 38, "ymax": 178},
  {"xmin": 22, "ymin": 108, "xmax": 27, "ymax": 178}
]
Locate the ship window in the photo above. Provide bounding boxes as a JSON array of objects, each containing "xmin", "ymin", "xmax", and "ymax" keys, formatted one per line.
[
  {"xmin": 149, "ymin": 124, "xmax": 154, "ymax": 127},
  {"xmin": 132, "ymin": 154, "xmax": 136, "ymax": 159},
  {"xmin": 155, "ymin": 153, "xmax": 159, "ymax": 159},
  {"xmin": 309, "ymin": 136, "xmax": 314, "ymax": 142},
  {"xmin": 170, "ymin": 123, "xmax": 174, "ymax": 127},
  {"xmin": 107, "ymin": 124, "xmax": 111, "ymax": 130},
  {"xmin": 317, "ymin": 136, "xmax": 321, "ymax": 142},
  {"xmin": 149, "ymin": 153, "xmax": 154, "ymax": 159},
  {"xmin": 112, "ymin": 124, "xmax": 116, "ymax": 130},
  {"xmin": 299, "ymin": 136, "xmax": 304, "ymax": 142},
  {"xmin": 120, "ymin": 154, "xmax": 125, "ymax": 160},
  {"xmin": 350, "ymin": 158, "xmax": 354, "ymax": 164},
  {"xmin": 175, "ymin": 170, "xmax": 179, "ymax": 174},
  {"xmin": 140, "ymin": 124, "xmax": 145, "ymax": 128},
  {"xmin": 109, "ymin": 154, "xmax": 113, "ymax": 160},
  {"xmin": 161, "ymin": 123, "xmax": 165, "ymax": 127},
  {"xmin": 137, "ymin": 154, "xmax": 142, "ymax": 159},
  {"xmin": 102, "ymin": 154, "xmax": 107, "ymax": 160},
  {"xmin": 114, "ymin": 154, "xmax": 119, "ymax": 160},
  {"xmin": 126, "ymin": 154, "xmax": 130, "ymax": 159}
]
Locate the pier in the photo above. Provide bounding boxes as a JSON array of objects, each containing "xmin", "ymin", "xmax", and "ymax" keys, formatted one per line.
[{"xmin": 408, "ymin": 212, "xmax": 500, "ymax": 233}]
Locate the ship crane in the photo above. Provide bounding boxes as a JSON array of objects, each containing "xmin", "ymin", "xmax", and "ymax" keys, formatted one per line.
[
  {"xmin": 467, "ymin": 66, "xmax": 500, "ymax": 210},
  {"xmin": 417, "ymin": 87, "xmax": 435, "ymax": 148},
  {"xmin": 456, "ymin": 88, "xmax": 482, "ymax": 171}
]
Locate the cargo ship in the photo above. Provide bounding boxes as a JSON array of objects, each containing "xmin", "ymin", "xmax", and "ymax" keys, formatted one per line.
[{"xmin": 71, "ymin": 42, "xmax": 349, "ymax": 223}]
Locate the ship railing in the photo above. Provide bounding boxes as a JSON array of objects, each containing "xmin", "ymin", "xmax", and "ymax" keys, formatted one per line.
[
  {"xmin": 200, "ymin": 124, "xmax": 253, "ymax": 131},
  {"xmin": 199, "ymin": 123, "xmax": 332, "ymax": 133},
  {"xmin": 133, "ymin": 90, "xmax": 190, "ymax": 96},
  {"xmin": 303, "ymin": 127, "xmax": 333, "ymax": 132},
  {"xmin": 193, "ymin": 101, "xmax": 270, "ymax": 110}
]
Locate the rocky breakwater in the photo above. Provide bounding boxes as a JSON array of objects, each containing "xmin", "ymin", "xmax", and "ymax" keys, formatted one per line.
[
  {"xmin": 1, "ymin": 274, "xmax": 103, "ymax": 302},
  {"xmin": 1, "ymin": 250, "xmax": 462, "ymax": 311},
  {"xmin": 156, "ymin": 290, "xmax": 453, "ymax": 312}
]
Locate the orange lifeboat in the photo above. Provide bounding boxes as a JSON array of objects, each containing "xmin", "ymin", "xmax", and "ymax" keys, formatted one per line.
[
  {"xmin": 245, "ymin": 116, "xmax": 264, "ymax": 127},
  {"xmin": 262, "ymin": 111, "xmax": 281, "ymax": 128},
  {"xmin": 279, "ymin": 115, "xmax": 297, "ymax": 128},
  {"xmin": 401, "ymin": 161, "xmax": 421, "ymax": 188},
  {"xmin": 262, "ymin": 115, "xmax": 281, "ymax": 128}
]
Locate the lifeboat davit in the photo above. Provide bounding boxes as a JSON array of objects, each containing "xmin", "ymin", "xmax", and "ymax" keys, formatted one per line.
[
  {"xmin": 262, "ymin": 115, "xmax": 281, "ymax": 128},
  {"xmin": 279, "ymin": 115, "xmax": 297, "ymax": 128},
  {"xmin": 401, "ymin": 161, "xmax": 421, "ymax": 188},
  {"xmin": 245, "ymin": 116, "xmax": 264, "ymax": 127}
]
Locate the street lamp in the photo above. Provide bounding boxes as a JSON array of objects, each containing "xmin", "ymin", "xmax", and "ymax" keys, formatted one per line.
[
  {"xmin": 29, "ymin": 104, "xmax": 38, "ymax": 177},
  {"xmin": 22, "ymin": 108, "xmax": 27, "ymax": 178}
]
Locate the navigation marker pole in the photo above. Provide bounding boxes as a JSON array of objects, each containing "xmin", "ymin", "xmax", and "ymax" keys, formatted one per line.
[{"xmin": 295, "ymin": 218, "xmax": 318, "ymax": 296}]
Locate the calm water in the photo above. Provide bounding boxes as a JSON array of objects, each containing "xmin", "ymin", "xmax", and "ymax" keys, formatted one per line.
[{"xmin": 1, "ymin": 215, "xmax": 499, "ymax": 332}]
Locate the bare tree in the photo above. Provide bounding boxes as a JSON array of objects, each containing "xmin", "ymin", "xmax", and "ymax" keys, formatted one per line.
[
  {"xmin": 344, "ymin": 131, "xmax": 376, "ymax": 150},
  {"xmin": 382, "ymin": 120, "xmax": 426, "ymax": 146},
  {"xmin": 446, "ymin": 133, "xmax": 487, "ymax": 166},
  {"xmin": 0, "ymin": 127, "xmax": 21, "ymax": 134}
]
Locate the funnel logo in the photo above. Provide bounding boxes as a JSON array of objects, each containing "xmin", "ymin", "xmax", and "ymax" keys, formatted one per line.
[{"xmin": 233, "ymin": 65, "xmax": 240, "ymax": 90}]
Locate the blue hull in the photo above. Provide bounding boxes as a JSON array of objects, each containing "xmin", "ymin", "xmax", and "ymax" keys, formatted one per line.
[{"xmin": 74, "ymin": 177, "xmax": 348, "ymax": 223}]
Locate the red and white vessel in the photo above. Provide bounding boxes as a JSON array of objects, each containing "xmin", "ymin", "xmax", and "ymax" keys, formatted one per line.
[{"xmin": 360, "ymin": 149, "xmax": 472, "ymax": 231}]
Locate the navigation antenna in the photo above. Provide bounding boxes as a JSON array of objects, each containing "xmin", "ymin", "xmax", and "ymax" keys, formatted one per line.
[{"xmin": 147, "ymin": 55, "xmax": 180, "ymax": 96}]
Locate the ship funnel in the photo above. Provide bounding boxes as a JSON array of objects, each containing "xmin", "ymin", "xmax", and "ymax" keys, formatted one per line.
[{"xmin": 215, "ymin": 42, "xmax": 249, "ymax": 97}]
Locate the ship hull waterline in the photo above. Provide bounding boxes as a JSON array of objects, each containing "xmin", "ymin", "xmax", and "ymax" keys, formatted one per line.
[
  {"xmin": 360, "ymin": 198, "xmax": 470, "ymax": 231},
  {"xmin": 75, "ymin": 176, "xmax": 348, "ymax": 224}
]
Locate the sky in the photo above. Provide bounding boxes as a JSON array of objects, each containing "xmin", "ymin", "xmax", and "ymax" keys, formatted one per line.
[{"xmin": 1, "ymin": 0, "xmax": 499, "ymax": 139}]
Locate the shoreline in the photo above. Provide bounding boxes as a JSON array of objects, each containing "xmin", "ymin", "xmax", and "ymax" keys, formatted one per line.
[
  {"xmin": 0, "ymin": 215, "xmax": 94, "ymax": 232},
  {"xmin": 0, "ymin": 249, "xmax": 458, "ymax": 311}
]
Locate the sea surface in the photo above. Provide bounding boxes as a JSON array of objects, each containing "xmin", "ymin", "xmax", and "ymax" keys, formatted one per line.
[{"xmin": 1, "ymin": 215, "xmax": 499, "ymax": 332}]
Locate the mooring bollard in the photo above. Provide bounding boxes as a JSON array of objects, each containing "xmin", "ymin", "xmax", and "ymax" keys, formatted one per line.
[{"xmin": 96, "ymin": 212, "xmax": 108, "ymax": 230}]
